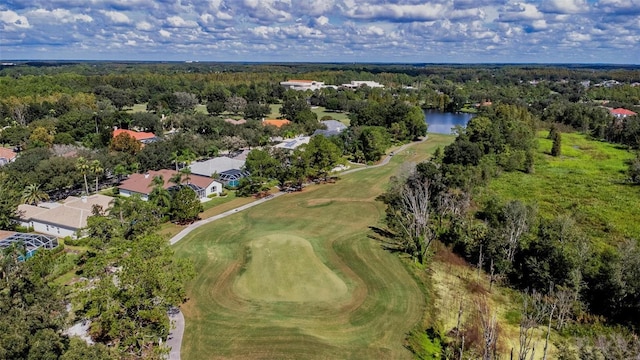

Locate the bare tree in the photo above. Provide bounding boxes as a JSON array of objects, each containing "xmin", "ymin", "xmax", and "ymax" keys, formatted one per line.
[
  {"xmin": 393, "ymin": 178, "xmax": 434, "ymax": 263},
  {"xmin": 503, "ymin": 201, "xmax": 534, "ymax": 263},
  {"xmin": 542, "ymin": 293, "xmax": 557, "ymax": 360},
  {"xmin": 477, "ymin": 298, "xmax": 499, "ymax": 360},
  {"xmin": 518, "ymin": 291, "xmax": 543, "ymax": 360}
]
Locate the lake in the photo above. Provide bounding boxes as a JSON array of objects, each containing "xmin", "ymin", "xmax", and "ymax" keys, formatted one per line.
[{"xmin": 423, "ymin": 109, "xmax": 474, "ymax": 134}]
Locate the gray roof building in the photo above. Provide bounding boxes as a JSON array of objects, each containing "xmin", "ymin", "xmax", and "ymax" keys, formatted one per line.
[
  {"xmin": 313, "ymin": 120, "xmax": 348, "ymax": 137},
  {"xmin": 189, "ymin": 157, "xmax": 246, "ymax": 177}
]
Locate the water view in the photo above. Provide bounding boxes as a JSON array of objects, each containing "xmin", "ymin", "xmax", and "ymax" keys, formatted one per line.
[{"xmin": 424, "ymin": 109, "xmax": 474, "ymax": 134}]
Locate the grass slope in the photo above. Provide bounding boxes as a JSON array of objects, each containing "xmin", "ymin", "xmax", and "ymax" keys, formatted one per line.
[
  {"xmin": 172, "ymin": 135, "xmax": 454, "ymax": 359},
  {"xmin": 481, "ymin": 131, "xmax": 640, "ymax": 243}
]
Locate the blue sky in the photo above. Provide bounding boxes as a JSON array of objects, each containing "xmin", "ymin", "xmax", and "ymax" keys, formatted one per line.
[{"xmin": 1, "ymin": 0, "xmax": 639, "ymax": 63}]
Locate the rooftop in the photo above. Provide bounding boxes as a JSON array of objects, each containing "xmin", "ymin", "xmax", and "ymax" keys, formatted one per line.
[
  {"xmin": 118, "ymin": 169, "xmax": 219, "ymax": 196},
  {"xmin": 262, "ymin": 119, "xmax": 291, "ymax": 128},
  {"xmin": 274, "ymin": 136, "xmax": 311, "ymax": 150},
  {"xmin": 313, "ymin": 120, "xmax": 347, "ymax": 137},
  {"xmin": 610, "ymin": 108, "xmax": 637, "ymax": 116},
  {"xmin": 0, "ymin": 147, "xmax": 17, "ymax": 164},
  {"xmin": 190, "ymin": 157, "xmax": 246, "ymax": 177},
  {"xmin": 224, "ymin": 118, "xmax": 247, "ymax": 125},
  {"xmin": 17, "ymin": 194, "xmax": 113, "ymax": 230},
  {"xmin": 0, "ymin": 232, "xmax": 59, "ymax": 253},
  {"xmin": 113, "ymin": 129, "xmax": 157, "ymax": 141}
]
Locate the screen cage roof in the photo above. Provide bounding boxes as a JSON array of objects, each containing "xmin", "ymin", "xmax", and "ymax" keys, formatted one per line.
[{"xmin": 0, "ymin": 233, "xmax": 59, "ymax": 253}]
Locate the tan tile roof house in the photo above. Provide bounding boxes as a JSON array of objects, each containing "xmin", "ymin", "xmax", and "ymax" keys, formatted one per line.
[{"xmin": 17, "ymin": 194, "xmax": 113, "ymax": 239}]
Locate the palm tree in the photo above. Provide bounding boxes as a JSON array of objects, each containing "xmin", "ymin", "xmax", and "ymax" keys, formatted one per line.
[
  {"xmin": 90, "ymin": 160, "xmax": 104, "ymax": 193},
  {"xmin": 150, "ymin": 175, "xmax": 165, "ymax": 189},
  {"xmin": 21, "ymin": 184, "xmax": 49, "ymax": 205},
  {"xmin": 129, "ymin": 162, "xmax": 140, "ymax": 174},
  {"xmin": 149, "ymin": 187, "xmax": 172, "ymax": 218},
  {"xmin": 170, "ymin": 151, "xmax": 180, "ymax": 171},
  {"xmin": 180, "ymin": 167, "xmax": 192, "ymax": 184},
  {"xmin": 113, "ymin": 164, "xmax": 128, "ymax": 183},
  {"xmin": 109, "ymin": 197, "xmax": 125, "ymax": 224},
  {"xmin": 169, "ymin": 172, "xmax": 184, "ymax": 187},
  {"xmin": 76, "ymin": 157, "xmax": 90, "ymax": 195}
]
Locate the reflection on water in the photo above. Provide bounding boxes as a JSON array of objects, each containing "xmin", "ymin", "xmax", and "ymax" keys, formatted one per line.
[{"xmin": 423, "ymin": 109, "xmax": 474, "ymax": 134}]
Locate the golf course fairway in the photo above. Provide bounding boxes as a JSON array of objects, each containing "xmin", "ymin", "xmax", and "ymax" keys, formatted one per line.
[{"xmin": 172, "ymin": 134, "xmax": 454, "ymax": 359}]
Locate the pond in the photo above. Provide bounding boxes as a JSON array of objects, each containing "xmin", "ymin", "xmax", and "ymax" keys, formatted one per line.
[{"xmin": 423, "ymin": 109, "xmax": 474, "ymax": 135}]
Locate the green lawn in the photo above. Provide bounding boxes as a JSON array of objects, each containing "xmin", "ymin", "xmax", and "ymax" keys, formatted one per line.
[
  {"xmin": 480, "ymin": 131, "xmax": 640, "ymax": 243},
  {"xmin": 127, "ymin": 103, "xmax": 208, "ymax": 114},
  {"xmin": 268, "ymin": 104, "xmax": 351, "ymax": 125},
  {"xmin": 172, "ymin": 135, "xmax": 454, "ymax": 359}
]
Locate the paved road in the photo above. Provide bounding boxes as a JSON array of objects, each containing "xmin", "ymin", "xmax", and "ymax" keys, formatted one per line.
[
  {"xmin": 167, "ymin": 309, "xmax": 184, "ymax": 360},
  {"xmin": 165, "ymin": 136, "xmax": 427, "ymax": 359},
  {"xmin": 341, "ymin": 136, "xmax": 427, "ymax": 176},
  {"xmin": 165, "ymin": 193, "xmax": 285, "ymax": 359},
  {"xmin": 169, "ymin": 192, "xmax": 286, "ymax": 245}
]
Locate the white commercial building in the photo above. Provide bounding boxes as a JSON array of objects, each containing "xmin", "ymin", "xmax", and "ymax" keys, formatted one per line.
[
  {"xmin": 341, "ymin": 81, "xmax": 384, "ymax": 89},
  {"xmin": 280, "ymin": 80, "xmax": 326, "ymax": 91}
]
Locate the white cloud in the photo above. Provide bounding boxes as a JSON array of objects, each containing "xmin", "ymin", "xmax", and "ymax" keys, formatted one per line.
[
  {"xmin": 0, "ymin": 10, "xmax": 31, "ymax": 30},
  {"xmin": 136, "ymin": 21, "xmax": 153, "ymax": 31},
  {"xmin": 499, "ymin": 3, "xmax": 544, "ymax": 21},
  {"xmin": 315, "ymin": 16, "xmax": 329, "ymax": 26},
  {"xmin": 28, "ymin": 9, "xmax": 92, "ymax": 23},
  {"xmin": 344, "ymin": 3, "xmax": 448, "ymax": 22},
  {"xmin": 242, "ymin": 0, "xmax": 293, "ymax": 23},
  {"xmin": 542, "ymin": 0, "xmax": 589, "ymax": 14},
  {"xmin": 531, "ymin": 19, "xmax": 548, "ymax": 30},
  {"xmin": 294, "ymin": 0, "xmax": 336, "ymax": 16},
  {"xmin": 167, "ymin": 16, "xmax": 199, "ymax": 28},
  {"xmin": 1, "ymin": 0, "xmax": 639, "ymax": 63},
  {"xmin": 567, "ymin": 31, "xmax": 591, "ymax": 41},
  {"xmin": 101, "ymin": 10, "xmax": 131, "ymax": 24}
]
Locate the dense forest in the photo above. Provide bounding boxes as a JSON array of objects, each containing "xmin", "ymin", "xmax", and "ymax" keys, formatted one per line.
[{"xmin": 1, "ymin": 62, "xmax": 639, "ymax": 358}]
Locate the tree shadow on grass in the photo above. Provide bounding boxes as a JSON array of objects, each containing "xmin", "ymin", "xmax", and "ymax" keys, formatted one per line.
[{"xmin": 368, "ymin": 226, "xmax": 405, "ymax": 254}]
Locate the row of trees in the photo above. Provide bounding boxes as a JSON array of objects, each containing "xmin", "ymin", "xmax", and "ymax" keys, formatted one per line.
[
  {"xmin": 378, "ymin": 103, "xmax": 640, "ymax": 357},
  {"xmin": 239, "ymin": 135, "xmax": 344, "ymax": 195},
  {"xmin": 0, "ymin": 190, "xmax": 196, "ymax": 359}
]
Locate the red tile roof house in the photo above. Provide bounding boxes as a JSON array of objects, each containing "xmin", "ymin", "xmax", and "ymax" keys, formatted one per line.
[
  {"xmin": 610, "ymin": 108, "xmax": 638, "ymax": 118},
  {"xmin": 117, "ymin": 169, "xmax": 223, "ymax": 202},
  {"xmin": 112, "ymin": 128, "xmax": 159, "ymax": 145},
  {"xmin": 262, "ymin": 119, "xmax": 291, "ymax": 128},
  {"xmin": 0, "ymin": 147, "xmax": 17, "ymax": 166}
]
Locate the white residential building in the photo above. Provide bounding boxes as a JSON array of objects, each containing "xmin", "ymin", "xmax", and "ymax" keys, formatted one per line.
[{"xmin": 17, "ymin": 195, "xmax": 113, "ymax": 239}]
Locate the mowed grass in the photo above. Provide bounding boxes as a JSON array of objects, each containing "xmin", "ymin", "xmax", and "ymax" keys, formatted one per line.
[
  {"xmin": 172, "ymin": 134, "xmax": 454, "ymax": 359},
  {"xmin": 481, "ymin": 131, "xmax": 640, "ymax": 242},
  {"xmin": 234, "ymin": 234, "xmax": 348, "ymax": 302},
  {"xmin": 268, "ymin": 103, "xmax": 351, "ymax": 125}
]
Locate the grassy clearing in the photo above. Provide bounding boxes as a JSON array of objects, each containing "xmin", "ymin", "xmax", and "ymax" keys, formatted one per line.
[
  {"xmin": 268, "ymin": 104, "xmax": 351, "ymax": 125},
  {"xmin": 172, "ymin": 135, "xmax": 454, "ymax": 359},
  {"xmin": 127, "ymin": 103, "xmax": 207, "ymax": 114},
  {"xmin": 480, "ymin": 131, "xmax": 640, "ymax": 242}
]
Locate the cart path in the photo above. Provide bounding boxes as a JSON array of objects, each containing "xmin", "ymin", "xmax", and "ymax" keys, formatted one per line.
[{"xmin": 166, "ymin": 136, "xmax": 427, "ymax": 359}]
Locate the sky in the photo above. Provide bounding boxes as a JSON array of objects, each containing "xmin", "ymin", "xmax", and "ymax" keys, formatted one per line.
[{"xmin": 1, "ymin": 0, "xmax": 639, "ymax": 64}]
